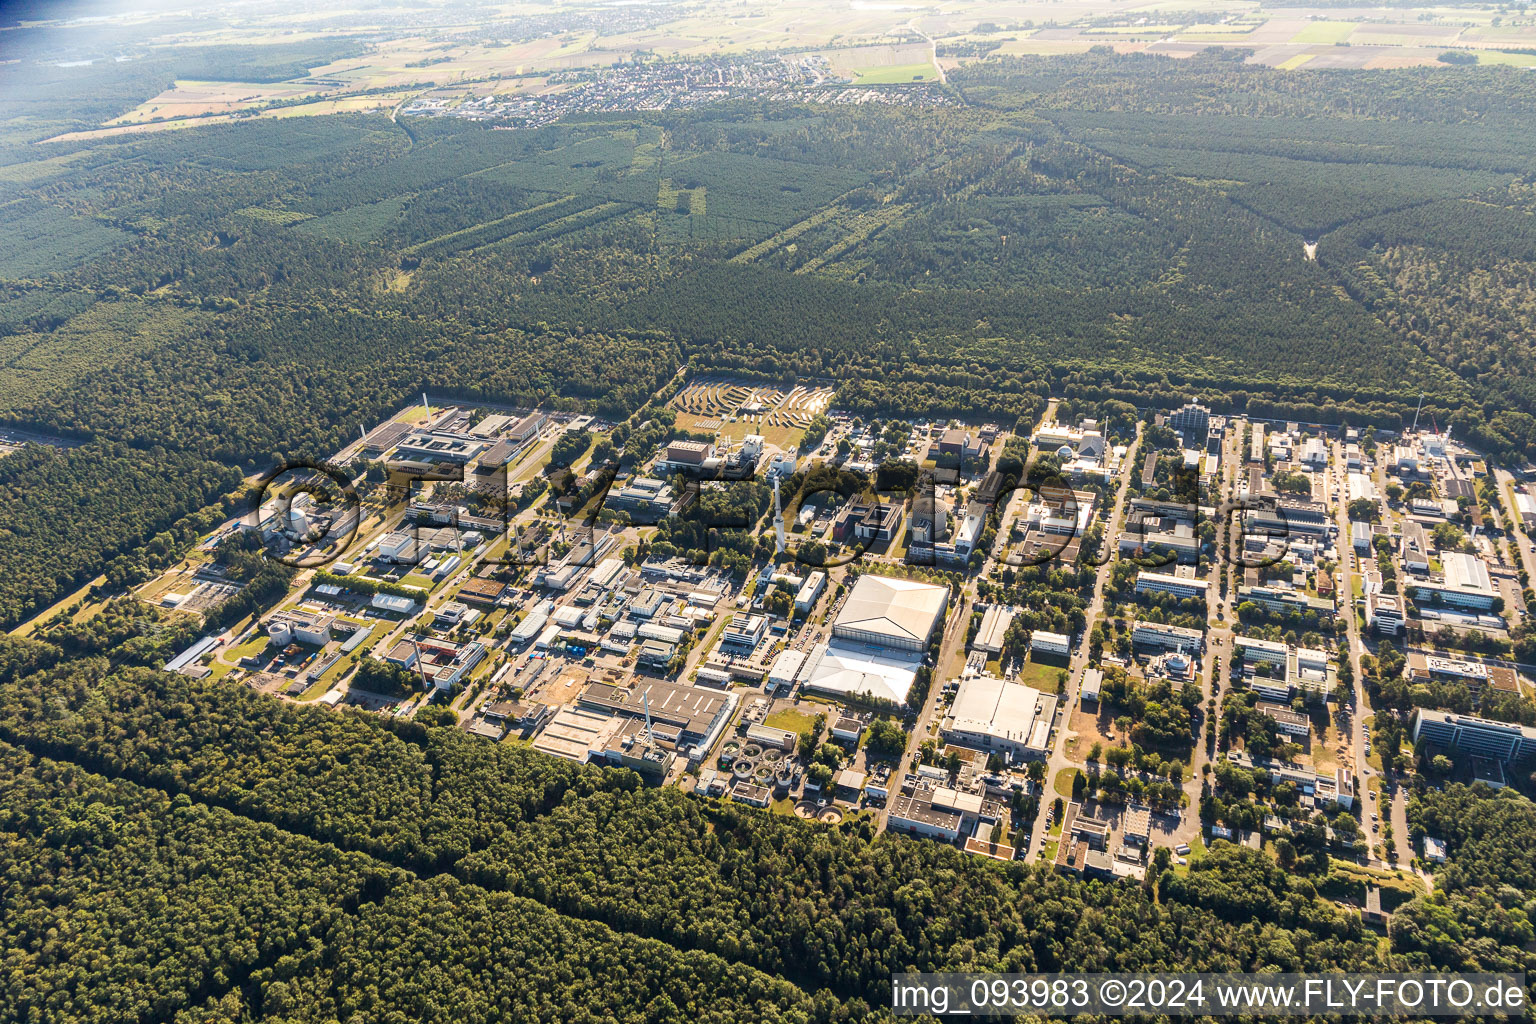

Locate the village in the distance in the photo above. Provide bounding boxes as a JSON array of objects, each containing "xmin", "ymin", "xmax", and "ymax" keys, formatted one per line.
[{"xmin": 142, "ymin": 373, "xmax": 1535, "ymax": 903}]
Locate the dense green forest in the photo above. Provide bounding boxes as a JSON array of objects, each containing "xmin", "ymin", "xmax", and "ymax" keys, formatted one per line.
[
  {"xmin": 0, "ymin": 636, "xmax": 1532, "ymax": 1018},
  {"xmin": 0, "ymin": 737, "xmax": 841, "ymax": 1024}
]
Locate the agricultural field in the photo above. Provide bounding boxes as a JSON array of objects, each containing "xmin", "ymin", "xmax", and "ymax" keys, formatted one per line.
[
  {"xmin": 1476, "ymin": 50, "xmax": 1536, "ymax": 67},
  {"xmin": 1290, "ymin": 20, "xmax": 1359, "ymax": 45},
  {"xmin": 850, "ymin": 63, "xmax": 941, "ymax": 84},
  {"xmin": 16, "ymin": 0, "xmax": 1536, "ymax": 154}
]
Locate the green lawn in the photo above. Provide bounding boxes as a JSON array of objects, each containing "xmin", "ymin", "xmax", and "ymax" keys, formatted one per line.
[
  {"xmin": 764, "ymin": 708, "xmax": 819, "ymax": 736},
  {"xmin": 1329, "ymin": 857, "xmax": 1426, "ymax": 898},
  {"xmin": 1053, "ymin": 767, "xmax": 1080, "ymax": 799},
  {"xmin": 1290, "ymin": 20, "xmax": 1357, "ymax": 44},
  {"xmin": 1017, "ymin": 656, "xmax": 1069, "ymax": 694},
  {"xmin": 852, "ymin": 62, "xmax": 938, "ymax": 84},
  {"xmin": 227, "ymin": 631, "xmax": 272, "ymax": 662}
]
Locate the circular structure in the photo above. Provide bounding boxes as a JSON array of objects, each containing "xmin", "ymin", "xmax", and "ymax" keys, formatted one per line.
[
  {"xmin": 753, "ymin": 764, "xmax": 773, "ymax": 784},
  {"xmin": 740, "ymin": 743, "xmax": 763, "ymax": 760},
  {"xmin": 732, "ymin": 760, "xmax": 755, "ymax": 782},
  {"xmin": 250, "ymin": 459, "xmax": 361, "ymax": 569},
  {"xmin": 793, "ymin": 801, "xmax": 819, "ymax": 819},
  {"xmin": 817, "ymin": 807, "xmax": 845, "ymax": 825}
]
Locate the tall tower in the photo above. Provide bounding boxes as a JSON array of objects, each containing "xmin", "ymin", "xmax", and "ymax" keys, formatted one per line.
[{"xmin": 772, "ymin": 476, "xmax": 786, "ymax": 555}]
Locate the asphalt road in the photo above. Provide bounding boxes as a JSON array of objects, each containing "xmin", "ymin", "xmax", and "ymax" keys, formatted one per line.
[{"xmin": 1022, "ymin": 421, "xmax": 1143, "ymax": 862}]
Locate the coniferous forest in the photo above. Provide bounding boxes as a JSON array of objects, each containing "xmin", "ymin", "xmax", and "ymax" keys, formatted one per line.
[{"xmin": 0, "ymin": 633, "xmax": 1532, "ymax": 1021}]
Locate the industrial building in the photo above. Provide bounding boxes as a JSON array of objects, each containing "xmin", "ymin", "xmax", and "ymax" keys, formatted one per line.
[
  {"xmin": 1401, "ymin": 521, "xmax": 1431, "ymax": 573},
  {"xmin": 370, "ymin": 592, "xmax": 418, "ymax": 615},
  {"xmin": 1516, "ymin": 491, "xmax": 1536, "ymax": 528},
  {"xmin": 831, "ymin": 501, "xmax": 902, "ymax": 545},
  {"xmin": 457, "ymin": 577, "xmax": 507, "ymax": 606},
  {"xmin": 636, "ymin": 638, "xmax": 678, "ymax": 669},
  {"xmin": 908, "ymin": 492, "xmax": 952, "ymax": 546},
  {"xmin": 509, "ymin": 600, "xmax": 554, "ymax": 645},
  {"xmin": 577, "ymin": 678, "xmax": 737, "ymax": 761},
  {"xmin": 1407, "ymin": 551, "xmax": 1499, "ymax": 611},
  {"xmin": 941, "ymin": 675, "xmax": 1058, "ymax": 762},
  {"xmin": 359, "ymin": 420, "xmax": 412, "ymax": 458},
  {"xmin": 392, "ymin": 429, "xmax": 488, "ymax": 465},
  {"xmin": 792, "ymin": 576, "xmax": 950, "ymax": 705},
  {"xmin": 381, "ymin": 634, "xmax": 487, "ymax": 691},
  {"xmin": 766, "ymin": 649, "xmax": 807, "ymax": 694},
  {"xmin": 888, "ymin": 785, "xmax": 1001, "ymax": 843},
  {"xmin": 1348, "ymin": 471, "xmax": 1378, "ymax": 505},
  {"xmin": 800, "ymin": 641, "xmax": 924, "ymax": 706},
  {"xmin": 267, "ymin": 609, "xmax": 334, "ymax": 647},
  {"xmin": 972, "ymin": 604, "xmax": 1014, "ymax": 654},
  {"xmin": 531, "ymin": 706, "xmax": 675, "ymax": 779},
  {"xmin": 832, "ymin": 575, "xmax": 949, "ymax": 652},
  {"xmin": 657, "ymin": 439, "xmax": 715, "ymax": 472},
  {"xmin": 794, "ymin": 570, "xmax": 827, "ymax": 614},
  {"xmin": 607, "ymin": 477, "xmax": 678, "ymax": 522},
  {"xmin": 378, "ymin": 531, "xmax": 424, "ymax": 564}
]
